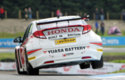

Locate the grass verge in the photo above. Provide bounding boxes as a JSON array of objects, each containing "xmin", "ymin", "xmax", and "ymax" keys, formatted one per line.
[
  {"xmin": 0, "ymin": 32, "xmax": 24, "ymax": 38},
  {"xmin": 111, "ymin": 60, "xmax": 125, "ymax": 63},
  {"xmin": 0, "ymin": 30, "xmax": 125, "ymax": 38},
  {"xmin": 112, "ymin": 70, "xmax": 125, "ymax": 73},
  {"xmin": 0, "ymin": 53, "xmax": 15, "ymax": 61},
  {"xmin": 103, "ymin": 52, "xmax": 125, "ymax": 56}
]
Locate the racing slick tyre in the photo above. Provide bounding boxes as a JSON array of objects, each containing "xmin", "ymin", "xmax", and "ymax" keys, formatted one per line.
[
  {"xmin": 79, "ymin": 62, "xmax": 90, "ymax": 69},
  {"xmin": 91, "ymin": 56, "xmax": 103, "ymax": 69},
  {"xmin": 15, "ymin": 51, "xmax": 26, "ymax": 74},
  {"xmin": 24, "ymin": 50, "xmax": 39, "ymax": 75}
]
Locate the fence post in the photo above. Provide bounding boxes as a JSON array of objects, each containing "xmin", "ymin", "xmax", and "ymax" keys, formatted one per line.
[
  {"xmin": 65, "ymin": 12, "xmax": 68, "ymax": 16},
  {"xmin": 77, "ymin": 13, "xmax": 79, "ymax": 16},
  {"xmin": 93, "ymin": 13, "xmax": 95, "ymax": 20},
  {"xmin": 106, "ymin": 12, "xmax": 109, "ymax": 20},
  {"xmin": 5, "ymin": 10, "xmax": 7, "ymax": 19},
  {"xmin": 18, "ymin": 10, "xmax": 22, "ymax": 19},
  {"xmin": 51, "ymin": 11, "xmax": 54, "ymax": 17},
  {"xmin": 79, "ymin": 12, "xmax": 82, "ymax": 16},
  {"xmin": 36, "ymin": 11, "xmax": 39, "ymax": 19},
  {"xmin": 120, "ymin": 14, "xmax": 123, "ymax": 20}
]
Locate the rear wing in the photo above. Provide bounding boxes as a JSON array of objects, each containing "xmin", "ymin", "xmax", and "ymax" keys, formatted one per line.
[{"xmin": 37, "ymin": 17, "xmax": 82, "ymax": 25}]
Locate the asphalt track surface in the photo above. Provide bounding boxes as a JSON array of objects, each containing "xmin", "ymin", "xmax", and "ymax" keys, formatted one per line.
[
  {"xmin": 0, "ymin": 71, "xmax": 125, "ymax": 80},
  {"xmin": 0, "ymin": 71, "xmax": 96, "ymax": 80},
  {"xmin": 0, "ymin": 48, "xmax": 125, "ymax": 53}
]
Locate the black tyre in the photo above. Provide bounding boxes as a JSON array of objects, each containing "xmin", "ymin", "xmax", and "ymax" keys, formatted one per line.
[
  {"xmin": 79, "ymin": 62, "xmax": 90, "ymax": 69},
  {"xmin": 24, "ymin": 50, "xmax": 39, "ymax": 75},
  {"xmin": 15, "ymin": 51, "xmax": 26, "ymax": 74},
  {"xmin": 91, "ymin": 56, "xmax": 103, "ymax": 69},
  {"xmin": 26, "ymin": 62, "xmax": 39, "ymax": 75}
]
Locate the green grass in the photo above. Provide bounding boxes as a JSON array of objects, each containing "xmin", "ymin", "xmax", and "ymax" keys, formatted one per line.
[
  {"xmin": 0, "ymin": 53, "xmax": 15, "ymax": 61},
  {"xmin": 0, "ymin": 32, "xmax": 24, "ymax": 38},
  {"xmin": 103, "ymin": 52, "xmax": 125, "ymax": 56},
  {"xmin": 111, "ymin": 60, "xmax": 125, "ymax": 63},
  {"xmin": 0, "ymin": 30, "xmax": 125, "ymax": 38},
  {"xmin": 112, "ymin": 69, "xmax": 125, "ymax": 73},
  {"xmin": 98, "ymin": 30, "xmax": 125, "ymax": 37}
]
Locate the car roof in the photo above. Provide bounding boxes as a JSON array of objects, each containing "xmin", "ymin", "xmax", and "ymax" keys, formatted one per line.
[{"xmin": 32, "ymin": 16, "xmax": 81, "ymax": 24}]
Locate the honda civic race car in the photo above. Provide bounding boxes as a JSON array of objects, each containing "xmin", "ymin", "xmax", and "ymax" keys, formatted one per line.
[{"xmin": 14, "ymin": 16, "xmax": 103, "ymax": 75}]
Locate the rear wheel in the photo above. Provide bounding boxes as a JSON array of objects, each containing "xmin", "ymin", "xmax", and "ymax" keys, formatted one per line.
[
  {"xmin": 91, "ymin": 56, "xmax": 103, "ymax": 69},
  {"xmin": 26, "ymin": 62, "xmax": 39, "ymax": 75},
  {"xmin": 79, "ymin": 62, "xmax": 90, "ymax": 69},
  {"xmin": 15, "ymin": 50, "xmax": 26, "ymax": 74},
  {"xmin": 24, "ymin": 50, "xmax": 39, "ymax": 75}
]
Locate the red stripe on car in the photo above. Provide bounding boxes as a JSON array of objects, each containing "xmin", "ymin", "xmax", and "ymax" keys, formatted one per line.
[
  {"xmin": 27, "ymin": 48, "xmax": 42, "ymax": 55},
  {"xmin": 90, "ymin": 42, "xmax": 102, "ymax": 46}
]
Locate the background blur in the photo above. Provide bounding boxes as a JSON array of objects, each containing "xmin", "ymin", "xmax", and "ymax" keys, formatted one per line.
[{"xmin": 0, "ymin": 0, "xmax": 125, "ymax": 19}]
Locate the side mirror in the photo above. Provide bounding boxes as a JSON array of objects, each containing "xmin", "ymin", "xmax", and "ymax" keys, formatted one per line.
[{"xmin": 14, "ymin": 36, "xmax": 23, "ymax": 43}]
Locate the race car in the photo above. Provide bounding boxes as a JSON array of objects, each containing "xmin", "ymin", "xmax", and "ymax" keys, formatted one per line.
[{"xmin": 14, "ymin": 16, "xmax": 103, "ymax": 75}]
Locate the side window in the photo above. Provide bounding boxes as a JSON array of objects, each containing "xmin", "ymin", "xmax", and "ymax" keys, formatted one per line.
[
  {"xmin": 29, "ymin": 24, "xmax": 33, "ymax": 35},
  {"xmin": 22, "ymin": 24, "xmax": 32, "ymax": 42}
]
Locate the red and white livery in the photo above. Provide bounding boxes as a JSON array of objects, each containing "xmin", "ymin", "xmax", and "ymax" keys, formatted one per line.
[{"xmin": 14, "ymin": 16, "xmax": 103, "ymax": 75}]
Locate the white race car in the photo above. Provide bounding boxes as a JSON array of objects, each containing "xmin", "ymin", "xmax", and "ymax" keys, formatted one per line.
[{"xmin": 14, "ymin": 16, "xmax": 103, "ymax": 75}]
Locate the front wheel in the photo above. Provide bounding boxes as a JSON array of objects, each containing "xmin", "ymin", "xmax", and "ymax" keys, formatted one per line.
[
  {"xmin": 91, "ymin": 56, "xmax": 103, "ymax": 69},
  {"xmin": 15, "ymin": 50, "xmax": 26, "ymax": 74},
  {"xmin": 24, "ymin": 50, "xmax": 39, "ymax": 75}
]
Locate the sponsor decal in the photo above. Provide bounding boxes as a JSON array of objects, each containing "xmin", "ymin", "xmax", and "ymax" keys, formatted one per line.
[
  {"xmin": 68, "ymin": 33, "xmax": 81, "ymax": 37},
  {"xmin": 48, "ymin": 46, "xmax": 86, "ymax": 54},
  {"xmin": 97, "ymin": 49, "xmax": 103, "ymax": 52},
  {"xmin": 63, "ymin": 54, "xmax": 66, "ymax": 57},
  {"xmin": 28, "ymin": 56, "xmax": 36, "ymax": 61},
  {"xmin": 48, "ymin": 35, "xmax": 58, "ymax": 39},
  {"xmin": 55, "ymin": 38, "xmax": 76, "ymax": 45},
  {"xmin": 43, "ymin": 51, "xmax": 47, "ymax": 54},
  {"xmin": 62, "ymin": 53, "xmax": 74, "ymax": 57},
  {"xmin": 48, "ymin": 33, "xmax": 81, "ymax": 39},
  {"xmin": 47, "ymin": 27, "xmax": 80, "ymax": 35}
]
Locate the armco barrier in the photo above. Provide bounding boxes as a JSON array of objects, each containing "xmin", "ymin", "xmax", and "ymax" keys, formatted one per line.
[
  {"xmin": 102, "ymin": 37, "xmax": 125, "ymax": 46},
  {"xmin": 0, "ymin": 37, "xmax": 125, "ymax": 48}
]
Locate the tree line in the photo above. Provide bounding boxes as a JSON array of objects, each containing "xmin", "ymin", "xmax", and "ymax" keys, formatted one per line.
[{"xmin": 0, "ymin": 0, "xmax": 125, "ymax": 19}]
